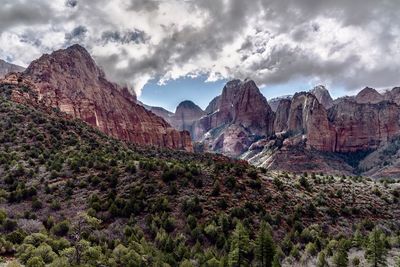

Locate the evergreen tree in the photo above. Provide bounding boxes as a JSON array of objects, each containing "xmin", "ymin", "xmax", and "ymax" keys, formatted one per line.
[
  {"xmin": 228, "ymin": 222, "xmax": 251, "ymax": 267},
  {"xmin": 353, "ymin": 229, "xmax": 364, "ymax": 248},
  {"xmin": 317, "ymin": 251, "xmax": 328, "ymax": 267},
  {"xmin": 365, "ymin": 228, "xmax": 387, "ymax": 267},
  {"xmin": 255, "ymin": 221, "xmax": 275, "ymax": 267},
  {"xmin": 271, "ymin": 254, "xmax": 281, "ymax": 267},
  {"xmin": 333, "ymin": 240, "xmax": 348, "ymax": 267}
]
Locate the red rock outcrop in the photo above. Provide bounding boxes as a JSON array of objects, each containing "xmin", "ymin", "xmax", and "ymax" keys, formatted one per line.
[
  {"xmin": 1, "ymin": 45, "xmax": 192, "ymax": 151},
  {"xmin": 232, "ymin": 80, "xmax": 275, "ymax": 136},
  {"xmin": 328, "ymin": 99, "xmax": 400, "ymax": 152},
  {"xmin": 287, "ymin": 92, "xmax": 336, "ymax": 151}
]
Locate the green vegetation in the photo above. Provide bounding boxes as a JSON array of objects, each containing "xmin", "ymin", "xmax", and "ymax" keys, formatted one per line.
[{"xmin": 0, "ymin": 88, "xmax": 399, "ymax": 266}]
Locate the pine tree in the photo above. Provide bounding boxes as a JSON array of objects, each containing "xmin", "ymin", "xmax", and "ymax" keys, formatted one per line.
[
  {"xmin": 271, "ymin": 254, "xmax": 281, "ymax": 267},
  {"xmin": 228, "ymin": 222, "xmax": 251, "ymax": 267},
  {"xmin": 353, "ymin": 229, "xmax": 364, "ymax": 248},
  {"xmin": 255, "ymin": 221, "xmax": 275, "ymax": 267},
  {"xmin": 365, "ymin": 228, "xmax": 387, "ymax": 267},
  {"xmin": 333, "ymin": 240, "xmax": 348, "ymax": 267},
  {"xmin": 317, "ymin": 251, "xmax": 328, "ymax": 267}
]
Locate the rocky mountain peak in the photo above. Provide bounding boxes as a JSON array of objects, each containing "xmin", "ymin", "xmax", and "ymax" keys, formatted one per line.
[
  {"xmin": 1, "ymin": 44, "xmax": 192, "ymax": 151},
  {"xmin": 175, "ymin": 100, "xmax": 203, "ymax": 113},
  {"xmin": 310, "ymin": 85, "xmax": 334, "ymax": 109},
  {"xmin": 355, "ymin": 87, "xmax": 384, "ymax": 104}
]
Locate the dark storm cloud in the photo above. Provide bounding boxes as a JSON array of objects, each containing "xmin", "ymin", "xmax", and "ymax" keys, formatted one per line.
[
  {"xmin": 101, "ymin": 30, "xmax": 147, "ymax": 45},
  {"xmin": 0, "ymin": 0, "xmax": 54, "ymax": 33}
]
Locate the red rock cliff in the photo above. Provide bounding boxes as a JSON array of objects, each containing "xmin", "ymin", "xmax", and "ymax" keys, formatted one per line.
[{"xmin": 3, "ymin": 45, "xmax": 192, "ymax": 151}]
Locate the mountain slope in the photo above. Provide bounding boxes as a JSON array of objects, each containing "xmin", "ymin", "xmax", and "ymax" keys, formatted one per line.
[
  {"xmin": 0, "ymin": 45, "xmax": 192, "ymax": 151},
  {"xmin": 0, "ymin": 84, "xmax": 399, "ymax": 266}
]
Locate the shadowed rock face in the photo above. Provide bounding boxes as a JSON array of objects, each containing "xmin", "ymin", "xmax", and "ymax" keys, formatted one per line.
[
  {"xmin": 1, "ymin": 44, "xmax": 192, "ymax": 151},
  {"xmin": 0, "ymin": 59, "xmax": 24, "ymax": 78},
  {"xmin": 287, "ymin": 92, "xmax": 336, "ymax": 151},
  {"xmin": 273, "ymin": 99, "xmax": 291, "ymax": 133},
  {"xmin": 173, "ymin": 100, "xmax": 205, "ymax": 134},
  {"xmin": 310, "ymin": 85, "xmax": 334, "ymax": 109},
  {"xmin": 328, "ymin": 99, "xmax": 400, "ymax": 152},
  {"xmin": 205, "ymin": 95, "xmax": 220, "ymax": 114}
]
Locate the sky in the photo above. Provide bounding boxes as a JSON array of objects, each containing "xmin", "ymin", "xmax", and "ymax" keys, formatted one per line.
[{"xmin": 1, "ymin": 0, "xmax": 400, "ymax": 111}]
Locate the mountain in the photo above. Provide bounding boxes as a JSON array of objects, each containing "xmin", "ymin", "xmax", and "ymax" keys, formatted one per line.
[
  {"xmin": 143, "ymin": 100, "xmax": 205, "ymax": 139},
  {"xmin": 1, "ymin": 88, "xmax": 399, "ymax": 266},
  {"xmin": 355, "ymin": 87, "xmax": 384, "ymax": 104},
  {"xmin": 172, "ymin": 100, "xmax": 205, "ymax": 135},
  {"xmin": 0, "ymin": 59, "xmax": 24, "ymax": 78},
  {"xmin": 310, "ymin": 85, "xmax": 334, "ymax": 109},
  {"xmin": 268, "ymin": 95, "xmax": 292, "ymax": 112},
  {"xmin": 141, "ymin": 103, "xmax": 175, "ymax": 122},
  {"xmin": 162, "ymin": 79, "xmax": 400, "ymax": 177},
  {"xmin": 0, "ymin": 44, "xmax": 192, "ymax": 151},
  {"xmin": 193, "ymin": 79, "xmax": 275, "ymax": 157}
]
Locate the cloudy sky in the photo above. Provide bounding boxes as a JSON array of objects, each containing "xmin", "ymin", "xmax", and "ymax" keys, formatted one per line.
[{"xmin": 1, "ymin": 0, "xmax": 400, "ymax": 111}]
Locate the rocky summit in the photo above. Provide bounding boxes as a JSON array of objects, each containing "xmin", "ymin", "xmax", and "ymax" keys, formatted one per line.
[
  {"xmin": 0, "ymin": 45, "xmax": 192, "ymax": 151},
  {"xmin": 194, "ymin": 79, "xmax": 275, "ymax": 157}
]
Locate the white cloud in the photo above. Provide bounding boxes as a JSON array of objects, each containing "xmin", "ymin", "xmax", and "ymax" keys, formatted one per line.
[{"xmin": 1, "ymin": 0, "xmax": 400, "ymax": 95}]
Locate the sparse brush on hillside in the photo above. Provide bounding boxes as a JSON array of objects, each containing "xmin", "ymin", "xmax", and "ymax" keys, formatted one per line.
[{"xmin": 0, "ymin": 89, "xmax": 400, "ymax": 266}]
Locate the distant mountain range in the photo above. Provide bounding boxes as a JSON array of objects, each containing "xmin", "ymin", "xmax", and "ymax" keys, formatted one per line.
[
  {"xmin": 0, "ymin": 59, "xmax": 24, "ymax": 78},
  {"xmin": 148, "ymin": 79, "xmax": 400, "ymax": 178}
]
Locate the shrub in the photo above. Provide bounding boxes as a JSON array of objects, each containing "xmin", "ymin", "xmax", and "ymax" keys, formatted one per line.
[
  {"xmin": 51, "ymin": 221, "xmax": 70, "ymax": 237},
  {"xmin": 182, "ymin": 197, "xmax": 203, "ymax": 216},
  {"xmin": 225, "ymin": 176, "xmax": 236, "ymax": 190},
  {"xmin": 26, "ymin": 257, "xmax": 45, "ymax": 267}
]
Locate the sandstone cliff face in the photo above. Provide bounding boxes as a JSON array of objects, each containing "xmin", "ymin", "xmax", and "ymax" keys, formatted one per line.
[
  {"xmin": 328, "ymin": 99, "xmax": 400, "ymax": 152},
  {"xmin": 232, "ymin": 80, "xmax": 274, "ymax": 136},
  {"xmin": 310, "ymin": 85, "xmax": 334, "ymax": 109},
  {"xmin": 273, "ymin": 99, "xmax": 291, "ymax": 133},
  {"xmin": 287, "ymin": 92, "xmax": 336, "ymax": 151},
  {"xmin": 355, "ymin": 87, "xmax": 384, "ymax": 104},
  {"xmin": 2, "ymin": 45, "xmax": 192, "ymax": 151},
  {"xmin": 205, "ymin": 96, "xmax": 220, "ymax": 114},
  {"xmin": 0, "ymin": 59, "xmax": 24, "ymax": 78}
]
